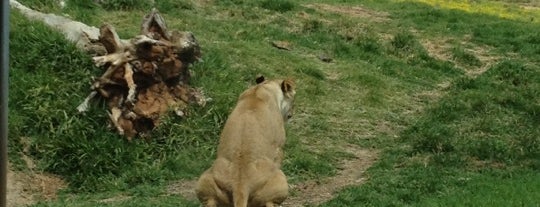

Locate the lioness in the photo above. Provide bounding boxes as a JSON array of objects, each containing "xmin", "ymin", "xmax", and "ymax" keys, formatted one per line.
[{"xmin": 195, "ymin": 76, "xmax": 296, "ymax": 207}]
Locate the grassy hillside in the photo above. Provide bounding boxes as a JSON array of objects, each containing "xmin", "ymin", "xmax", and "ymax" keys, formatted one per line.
[{"xmin": 9, "ymin": 0, "xmax": 539, "ymax": 206}]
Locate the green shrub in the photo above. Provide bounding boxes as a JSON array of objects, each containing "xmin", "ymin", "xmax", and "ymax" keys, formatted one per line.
[
  {"xmin": 404, "ymin": 119, "xmax": 456, "ymax": 154},
  {"xmin": 467, "ymin": 138, "xmax": 512, "ymax": 162}
]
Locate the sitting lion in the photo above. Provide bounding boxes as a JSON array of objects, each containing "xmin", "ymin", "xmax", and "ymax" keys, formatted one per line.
[{"xmin": 195, "ymin": 76, "xmax": 296, "ymax": 207}]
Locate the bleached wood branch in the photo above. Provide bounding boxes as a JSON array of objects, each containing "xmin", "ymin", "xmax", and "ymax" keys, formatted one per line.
[{"xmin": 10, "ymin": 0, "xmax": 100, "ymax": 50}]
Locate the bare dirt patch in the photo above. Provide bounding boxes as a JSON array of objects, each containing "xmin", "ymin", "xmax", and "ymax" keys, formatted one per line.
[
  {"xmin": 304, "ymin": 3, "xmax": 389, "ymax": 22},
  {"xmin": 7, "ymin": 167, "xmax": 66, "ymax": 207},
  {"xmin": 166, "ymin": 179, "xmax": 198, "ymax": 200},
  {"xmin": 8, "ymin": 137, "xmax": 67, "ymax": 207}
]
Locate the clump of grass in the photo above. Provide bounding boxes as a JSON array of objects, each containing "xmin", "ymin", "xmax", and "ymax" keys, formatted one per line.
[
  {"xmin": 451, "ymin": 46, "xmax": 482, "ymax": 67},
  {"xmin": 391, "ymin": 32, "xmax": 414, "ymax": 49},
  {"xmin": 16, "ymin": 0, "xmax": 60, "ymax": 12},
  {"xmin": 302, "ymin": 19, "xmax": 324, "ymax": 33},
  {"xmin": 331, "ymin": 40, "xmax": 355, "ymax": 59},
  {"xmin": 354, "ymin": 35, "xmax": 383, "ymax": 54},
  {"xmin": 99, "ymin": 0, "xmax": 151, "ymax": 10},
  {"xmin": 390, "ymin": 31, "xmax": 426, "ymax": 56},
  {"xmin": 64, "ymin": 1, "xmax": 100, "ymax": 23},
  {"xmin": 295, "ymin": 67, "xmax": 325, "ymax": 80},
  {"xmin": 258, "ymin": 0, "xmax": 296, "ymax": 13},
  {"xmin": 155, "ymin": 0, "xmax": 194, "ymax": 13},
  {"xmin": 215, "ymin": 0, "xmax": 247, "ymax": 6}
]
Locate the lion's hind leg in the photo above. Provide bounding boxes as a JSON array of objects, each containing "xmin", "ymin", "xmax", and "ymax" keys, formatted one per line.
[
  {"xmin": 253, "ymin": 169, "xmax": 288, "ymax": 207},
  {"xmin": 195, "ymin": 170, "xmax": 229, "ymax": 207},
  {"xmin": 204, "ymin": 198, "xmax": 218, "ymax": 207}
]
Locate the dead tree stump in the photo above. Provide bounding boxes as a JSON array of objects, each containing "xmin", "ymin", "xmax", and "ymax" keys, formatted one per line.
[{"xmin": 77, "ymin": 9, "xmax": 206, "ymax": 140}]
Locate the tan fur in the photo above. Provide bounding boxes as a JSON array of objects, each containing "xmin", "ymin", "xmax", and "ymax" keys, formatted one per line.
[{"xmin": 196, "ymin": 77, "xmax": 296, "ymax": 207}]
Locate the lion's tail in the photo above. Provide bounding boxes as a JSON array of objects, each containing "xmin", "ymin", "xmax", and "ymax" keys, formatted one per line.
[{"xmin": 233, "ymin": 184, "xmax": 248, "ymax": 207}]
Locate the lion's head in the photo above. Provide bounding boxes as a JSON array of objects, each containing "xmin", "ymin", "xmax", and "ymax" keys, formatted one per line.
[{"xmin": 255, "ymin": 76, "xmax": 295, "ymax": 122}]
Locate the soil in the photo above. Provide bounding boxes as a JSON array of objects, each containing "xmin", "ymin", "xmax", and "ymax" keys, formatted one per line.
[
  {"xmin": 7, "ymin": 167, "xmax": 66, "ymax": 207},
  {"xmin": 7, "ymin": 138, "xmax": 67, "ymax": 207}
]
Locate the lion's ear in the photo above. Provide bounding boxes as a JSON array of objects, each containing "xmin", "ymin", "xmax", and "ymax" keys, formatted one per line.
[
  {"xmin": 256, "ymin": 75, "xmax": 265, "ymax": 84},
  {"xmin": 281, "ymin": 79, "xmax": 295, "ymax": 93}
]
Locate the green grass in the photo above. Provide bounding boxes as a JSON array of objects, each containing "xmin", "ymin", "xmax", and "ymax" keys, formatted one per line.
[
  {"xmin": 451, "ymin": 45, "xmax": 483, "ymax": 67},
  {"xmin": 8, "ymin": 0, "xmax": 540, "ymax": 206},
  {"xmin": 405, "ymin": 59, "xmax": 540, "ymax": 163},
  {"xmin": 417, "ymin": 170, "xmax": 540, "ymax": 207},
  {"xmin": 321, "ymin": 59, "xmax": 540, "ymax": 207}
]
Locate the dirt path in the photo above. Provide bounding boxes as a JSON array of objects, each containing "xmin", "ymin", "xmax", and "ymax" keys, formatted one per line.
[
  {"xmin": 7, "ymin": 169, "xmax": 35, "ymax": 207},
  {"xmin": 7, "ymin": 137, "xmax": 67, "ymax": 207},
  {"xmin": 7, "ymin": 167, "xmax": 66, "ymax": 207},
  {"xmin": 283, "ymin": 146, "xmax": 377, "ymax": 207}
]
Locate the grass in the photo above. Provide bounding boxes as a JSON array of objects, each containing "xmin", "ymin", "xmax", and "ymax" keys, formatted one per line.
[
  {"xmin": 322, "ymin": 59, "xmax": 540, "ymax": 206},
  {"xmin": 417, "ymin": 170, "xmax": 540, "ymax": 206},
  {"xmin": 9, "ymin": 0, "xmax": 540, "ymax": 206},
  {"xmin": 406, "ymin": 0, "xmax": 540, "ymax": 23}
]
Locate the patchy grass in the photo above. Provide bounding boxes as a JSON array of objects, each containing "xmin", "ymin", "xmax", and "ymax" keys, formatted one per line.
[
  {"xmin": 8, "ymin": 0, "xmax": 540, "ymax": 206},
  {"xmin": 403, "ymin": 0, "xmax": 540, "ymax": 23}
]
